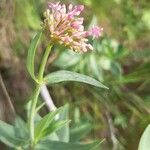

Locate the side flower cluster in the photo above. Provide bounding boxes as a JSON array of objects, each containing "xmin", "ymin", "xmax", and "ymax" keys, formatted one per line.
[{"xmin": 42, "ymin": 2, "xmax": 103, "ymax": 52}]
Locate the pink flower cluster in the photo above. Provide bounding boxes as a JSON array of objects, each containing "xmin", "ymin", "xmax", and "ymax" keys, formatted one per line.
[{"xmin": 42, "ymin": 2, "xmax": 103, "ymax": 52}]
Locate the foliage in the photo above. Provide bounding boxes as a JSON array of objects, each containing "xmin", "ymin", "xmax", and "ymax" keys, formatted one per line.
[{"xmin": 138, "ymin": 124, "xmax": 150, "ymax": 150}]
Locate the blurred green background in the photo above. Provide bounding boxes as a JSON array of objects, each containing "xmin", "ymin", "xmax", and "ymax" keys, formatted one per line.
[{"xmin": 0, "ymin": 0, "xmax": 150, "ymax": 150}]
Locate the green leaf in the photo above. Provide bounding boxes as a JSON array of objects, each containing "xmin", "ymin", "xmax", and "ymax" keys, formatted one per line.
[
  {"xmin": 138, "ymin": 124, "xmax": 150, "ymax": 150},
  {"xmin": 34, "ymin": 107, "xmax": 63, "ymax": 142},
  {"xmin": 27, "ymin": 31, "xmax": 42, "ymax": 81},
  {"xmin": 14, "ymin": 116, "xmax": 29, "ymax": 139},
  {"xmin": 42, "ymin": 120, "xmax": 69, "ymax": 139},
  {"xmin": 44, "ymin": 70, "xmax": 108, "ymax": 89},
  {"xmin": 54, "ymin": 51, "xmax": 81, "ymax": 68},
  {"xmin": 42, "ymin": 133, "xmax": 59, "ymax": 142},
  {"xmin": 89, "ymin": 54, "xmax": 103, "ymax": 81},
  {"xmin": 56, "ymin": 104, "xmax": 70, "ymax": 142},
  {"xmin": 110, "ymin": 61, "xmax": 122, "ymax": 77},
  {"xmin": 35, "ymin": 140, "xmax": 101, "ymax": 150},
  {"xmin": 70, "ymin": 123, "xmax": 92, "ymax": 142},
  {"xmin": 0, "ymin": 120, "xmax": 26, "ymax": 148}
]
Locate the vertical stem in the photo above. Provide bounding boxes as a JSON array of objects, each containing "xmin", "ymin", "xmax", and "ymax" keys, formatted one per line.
[
  {"xmin": 38, "ymin": 45, "xmax": 53, "ymax": 82},
  {"xmin": 40, "ymin": 84, "xmax": 56, "ymax": 111},
  {"xmin": 29, "ymin": 84, "xmax": 41, "ymax": 144},
  {"xmin": 29, "ymin": 44, "xmax": 52, "ymax": 146}
]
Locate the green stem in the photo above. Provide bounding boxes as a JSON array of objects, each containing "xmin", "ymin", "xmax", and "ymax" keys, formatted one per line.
[
  {"xmin": 29, "ymin": 44, "xmax": 53, "ymax": 146},
  {"xmin": 29, "ymin": 84, "xmax": 41, "ymax": 146},
  {"xmin": 38, "ymin": 44, "xmax": 53, "ymax": 82}
]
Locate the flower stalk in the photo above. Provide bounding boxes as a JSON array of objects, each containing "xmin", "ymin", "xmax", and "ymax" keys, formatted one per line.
[
  {"xmin": 38, "ymin": 45, "xmax": 53, "ymax": 82},
  {"xmin": 29, "ymin": 84, "xmax": 41, "ymax": 145},
  {"xmin": 29, "ymin": 44, "xmax": 52, "ymax": 146}
]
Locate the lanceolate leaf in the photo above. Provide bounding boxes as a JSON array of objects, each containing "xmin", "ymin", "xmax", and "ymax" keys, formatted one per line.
[
  {"xmin": 70, "ymin": 123, "xmax": 92, "ymax": 142},
  {"xmin": 34, "ymin": 107, "xmax": 63, "ymax": 142},
  {"xmin": 56, "ymin": 104, "xmax": 70, "ymax": 143},
  {"xmin": 27, "ymin": 31, "xmax": 42, "ymax": 81},
  {"xmin": 42, "ymin": 120, "xmax": 69, "ymax": 139},
  {"xmin": 0, "ymin": 120, "xmax": 26, "ymax": 148},
  {"xmin": 14, "ymin": 116, "xmax": 29, "ymax": 139},
  {"xmin": 44, "ymin": 70, "xmax": 108, "ymax": 89},
  {"xmin": 35, "ymin": 140, "xmax": 101, "ymax": 150},
  {"xmin": 138, "ymin": 124, "xmax": 150, "ymax": 150}
]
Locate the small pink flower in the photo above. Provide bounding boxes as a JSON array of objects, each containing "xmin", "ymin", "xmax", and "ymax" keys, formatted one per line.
[
  {"xmin": 89, "ymin": 26, "xmax": 103, "ymax": 39},
  {"xmin": 42, "ymin": 2, "xmax": 103, "ymax": 52}
]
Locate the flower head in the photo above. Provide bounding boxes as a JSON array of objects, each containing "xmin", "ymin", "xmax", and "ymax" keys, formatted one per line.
[
  {"xmin": 89, "ymin": 26, "xmax": 103, "ymax": 39},
  {"xmin": 42, "ymin": 2, "xmax": 103, "ymax": 52}
]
